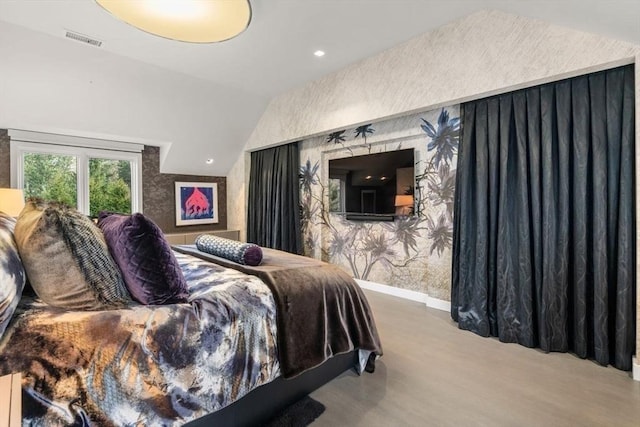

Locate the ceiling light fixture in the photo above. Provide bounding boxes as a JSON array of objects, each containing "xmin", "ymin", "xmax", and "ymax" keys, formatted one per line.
[
  {"xmin": 95, "ymin": 0, "xmax": 252, "ymax": 43},
  {"xmin": 205, "ymin": 158, "xmax": 214, "ymax": 165},
  {"xmin": 314, "ymin": 50, "xmax": 325, "ymax": 57}
]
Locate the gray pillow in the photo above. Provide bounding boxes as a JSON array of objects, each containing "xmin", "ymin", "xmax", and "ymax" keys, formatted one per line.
[
  {"xmin": 0, "ymin": 212, "xmax": 26, "ymax": 338},
  {"xmin": 14, "ymin": 200, "xmax": 131, "ymax": 310}
]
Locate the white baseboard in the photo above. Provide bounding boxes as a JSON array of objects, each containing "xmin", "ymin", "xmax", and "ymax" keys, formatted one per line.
[
  {"xmin": 633, "ymin": 357, "xmax": 640, "ymax": 381},
  {"xmin": 354, "ymin": 279, "xmax": 450, "ymax": 312},
  {"xmin": 426, "ymin": 295, "xmax": 451, "ymax": 312}
]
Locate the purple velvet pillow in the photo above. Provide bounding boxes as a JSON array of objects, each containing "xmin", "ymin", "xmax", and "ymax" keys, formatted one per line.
[{"xmin": 98, "ymin": 212, "xmax": 189, "ymax": 305}]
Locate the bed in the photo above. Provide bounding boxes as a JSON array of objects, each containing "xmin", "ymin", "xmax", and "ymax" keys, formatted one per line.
[{"xmin": 0, "ymin": 207, "xmax": 382, "ymax": 426}]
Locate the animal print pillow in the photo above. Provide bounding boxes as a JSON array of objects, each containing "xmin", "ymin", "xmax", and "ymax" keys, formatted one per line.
[{"xmin": 14, "ymin": 200, "xmax": 130, "ymax": 310}]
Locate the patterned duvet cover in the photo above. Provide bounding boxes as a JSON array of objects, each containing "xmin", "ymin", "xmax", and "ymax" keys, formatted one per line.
[{"xmin": 0, "ymin": 252, "xmax": 280, "ymax": 426}]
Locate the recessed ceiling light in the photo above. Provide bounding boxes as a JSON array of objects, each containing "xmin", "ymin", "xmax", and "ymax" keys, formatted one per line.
[
  {"xmin": 205, "ymin": 158, "xmax": 214, "ymax": 165},
  {"xmin": 365, "ymin": 175, "xmax": 372, "ymax": 180},
  {"xmin": 314, "ymin": 50, "xmax": 325, "ymax": 57}
]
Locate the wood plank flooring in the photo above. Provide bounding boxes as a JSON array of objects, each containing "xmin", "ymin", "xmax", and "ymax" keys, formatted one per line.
[{"xmin": 310, "ymin": 290, "xmax": 640, "ymax": 426}]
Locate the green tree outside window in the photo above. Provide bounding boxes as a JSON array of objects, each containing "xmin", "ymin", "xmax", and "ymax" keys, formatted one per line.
[
  {"xmin": 89, "ymin": 158, "xmax": 132, "ymax": 217},
  {"xmin": 24, "ymin": 153, "xmax": 77, "ymax": 207},
  {"xmin": 23, "ymin": 153, "xmax": 132, "ymax": 216}
]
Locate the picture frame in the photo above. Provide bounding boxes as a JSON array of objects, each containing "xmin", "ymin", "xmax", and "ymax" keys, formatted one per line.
[{"xmin": 175, "ymin": 181, "xmax": 219, "ymax": 226}]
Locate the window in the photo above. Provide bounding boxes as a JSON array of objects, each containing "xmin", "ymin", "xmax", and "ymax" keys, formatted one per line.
[
  {"xmin": 88, "ymin": 158, "xmax": 133, "ymax": 217},
  {"xmin": 10, "ymin": 130, "xmax": 142, "ymax": 216},
  {"xmin": 23, "ymin": 152, "xmax": 78, "ymax": 208}
]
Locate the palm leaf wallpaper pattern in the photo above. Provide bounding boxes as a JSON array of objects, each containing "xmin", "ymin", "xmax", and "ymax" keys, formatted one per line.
[
  {"xmin": 299, "ymin": 106, "xmax": 460, "ymax": 300},
  {"xmin": 326, "ymin": 130, "xmax": 346, "ymax": 144}
]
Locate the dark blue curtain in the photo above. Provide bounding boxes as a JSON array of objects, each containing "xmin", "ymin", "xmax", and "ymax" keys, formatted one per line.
[
  {"xmin": 247, "ymin": 142, "xmax": 303, "ymax": 254},
  {"xmin": 452, "ymin": 65, "xmax": 635, "ymax": 370}
]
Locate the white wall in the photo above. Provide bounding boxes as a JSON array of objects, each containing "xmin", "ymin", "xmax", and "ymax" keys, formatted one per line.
[
  {"xmin": 227, "ymin": 9, "xmax": 640, "ymax": 359},
  {"xmin": 0, "ymin": 20, "xmax": 267, "ymax": 177}
]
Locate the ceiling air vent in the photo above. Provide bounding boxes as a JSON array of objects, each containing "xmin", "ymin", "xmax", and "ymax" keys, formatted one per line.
[{"xmin": 65, "ymin": 31, "xmax": 103, "ymax": 47}]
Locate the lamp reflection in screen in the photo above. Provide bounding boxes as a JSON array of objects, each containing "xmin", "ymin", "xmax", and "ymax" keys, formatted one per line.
[{"xmin": 394, "ymin": 194, "xmax": 414, "ymax": 216}]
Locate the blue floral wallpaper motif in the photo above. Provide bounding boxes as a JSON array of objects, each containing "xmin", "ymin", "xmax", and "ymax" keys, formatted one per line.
[
  {"xmin": 419, "ymin": 109, "xmax": 460, "ymax": 257},
  {"xmin": 299, "ymin": 106, "xmax": 460, "ymax": 300}
]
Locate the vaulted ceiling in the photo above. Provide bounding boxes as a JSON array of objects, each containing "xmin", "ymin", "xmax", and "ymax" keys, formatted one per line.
[{"xmin": 0, "ymin": 0, "xmax": 638, "ymax": 175}]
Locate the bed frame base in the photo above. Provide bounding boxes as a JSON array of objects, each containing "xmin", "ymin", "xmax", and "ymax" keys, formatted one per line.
[{"xmin": 186, "ymin": 351, "xmax": 357, "ymax": 427}]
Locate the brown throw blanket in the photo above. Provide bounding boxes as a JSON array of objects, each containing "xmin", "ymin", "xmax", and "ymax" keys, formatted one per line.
[{"xmin": 173, "ymin": 245, "xmax": 383, "ymax": 378}]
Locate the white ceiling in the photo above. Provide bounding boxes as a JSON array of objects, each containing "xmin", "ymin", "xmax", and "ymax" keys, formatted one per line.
[{"xmin": 0, "ymin": 0, "xmax": 638, "ymax": 174}]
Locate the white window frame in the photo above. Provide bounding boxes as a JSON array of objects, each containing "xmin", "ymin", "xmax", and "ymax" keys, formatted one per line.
[{"xmin": 9, "ymin": 130, "xmax": 143, "ymax": 215}]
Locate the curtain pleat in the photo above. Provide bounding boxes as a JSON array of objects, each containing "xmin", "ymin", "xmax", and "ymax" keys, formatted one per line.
[
  {"xmin": 452, "ymin": 65, "xmax": 635, "ymax": 370},
  {"xmin": 247, "ymin": 143, "xmax": 303, "ymax": 254}
]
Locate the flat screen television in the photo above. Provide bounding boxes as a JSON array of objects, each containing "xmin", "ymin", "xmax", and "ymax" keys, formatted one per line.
[{"xmin": 328, "ymin": 148, "xmax": 415, "ymax": 221}]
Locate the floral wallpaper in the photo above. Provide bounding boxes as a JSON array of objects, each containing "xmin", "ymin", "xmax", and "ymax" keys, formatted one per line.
[{"xmin": 299, "ymin": 106, "xmax": 460, "ymax": 301}]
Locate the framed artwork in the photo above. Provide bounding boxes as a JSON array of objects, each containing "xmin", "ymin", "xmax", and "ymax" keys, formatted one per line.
[{"xmin": 175, "ymin": 181, "xmax": 219, "ymax": 226}]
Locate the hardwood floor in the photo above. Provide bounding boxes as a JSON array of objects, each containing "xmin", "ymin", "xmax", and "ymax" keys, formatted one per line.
[{"xmin": 310, "ymin": 290, "xmax": 640, "ymax": 426}]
